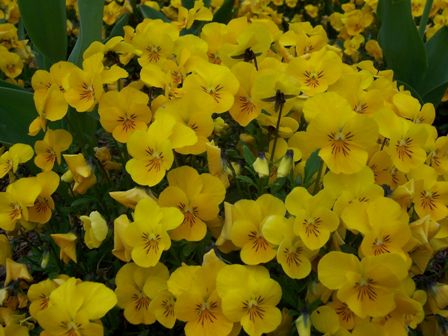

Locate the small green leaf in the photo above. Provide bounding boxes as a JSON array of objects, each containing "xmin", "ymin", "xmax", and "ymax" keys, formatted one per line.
[
  {"xmin": 213, "ymin": 0, "xmax": 235, "ymax": 24},
  {"xmin": 139, "ymin": 4, "xmax": 170, "ymax": 22},
  {"xmin": 242, "ymin": 144, "xmax": 256, "ymax": 165},
  {"xmin": 377, "ymin": 0, "xmax": 427, "ymax": 89},
  {"xmin": 236, "ymin": 175, "xmax": 258, "ymax": 188},
  {"xmin": 303, "ymin": 150, "xmax": 322, "ymax": 187},
  {"xmin": 17, "ymin": 0, "xmax": 67, "ymax": 67},
  {"xmin": 107, "ymin": 13, "xmax": 130, "ymax": 39},
  {"xmin": 68, "ymin": 0, "xmax": 105, "ymax": 66},
  {"xmin": 419, "ymin": 27, "xmax": 448, "ymax": 105},
  {"xmin": 0, "ymin": 87, "xmax": 35, "ymax": 144}
]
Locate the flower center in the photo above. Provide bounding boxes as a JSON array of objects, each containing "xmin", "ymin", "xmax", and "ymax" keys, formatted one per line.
[
  {"xmin": 141, "ymin": 232, "xmax": 161, "ymax": 255},
  {"xmin": 145, "ymin": 147, "xmax": 164, "ymax": 172},
  {"xmin": 395, "ymin": 137, "xmax": 413, "ymax": 160},
  {"xmin": 304, "ymin": 70, "xmax": 324, "ymax": 88},
  {"xmin": 132, "ymin": 292, "xmax": 151, "ymax": 311},
  {"xmin": 243, "ymin": 296, "xmax": 265, "ymax": 321},
  {"xmin": 328, "ymin": 130, "xmax": 354, "ymax": 157}
]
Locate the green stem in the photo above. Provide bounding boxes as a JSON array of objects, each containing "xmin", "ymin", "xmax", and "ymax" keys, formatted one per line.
[
  {"xmin": 270, "ymin": 103, "xmax": 284, "ymax": 165},
  {"xmin": 418, "ymin": 0, "xmax": 434, "ymax": 39}
]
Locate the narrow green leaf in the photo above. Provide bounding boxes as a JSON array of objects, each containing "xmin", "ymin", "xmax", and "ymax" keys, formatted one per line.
[
  {"xmin": 139, "ymin": 4, "xmax": 170, "ymax": 22},
  {"xmin": 68, "ymin": 0, "xmax": 105, "ymax": 66},
  {"xmin": 242, "ymin": 144, "xmax": 256, "ymax": 165},
  {"xmin": 17, "ymin": 0, "xmax": 67, "ymax": 66},
  {"xmin": 107, "ymin": 13, "xmax": 130, "ymax": 39},
  {"xmin": 418, "ymin": 27, "xmax": 448, "ymax": 105},
  {"xmin": 0, "ymin": 87, "xmax": 36, "ymax": 144},
  {"xmin": 377, "ymin": 0, "xmax": 427, "ymax": 88},
  {"xmin": 303, "ymin": 150, "xmax": 322, "ymax": 187},
  {"xmin": 213, "ymin": 0, "xmax": 235, "ymax": 24}
]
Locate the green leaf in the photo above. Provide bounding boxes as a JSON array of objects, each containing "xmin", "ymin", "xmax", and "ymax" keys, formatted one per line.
[
  {"xmin": 213, "ymin": 0, "xmax": 235, "ymax": 24},
  {"xmin": 68, "ymin": 0, "xmax": 105, "ymax": 66},
  {"xmin": 236, "ymin": 175, "xmax": 258, "ymax": 188},
  {"xmin": 107, "ymin": 13, "xmax": 130, "ymax": 39},
  {"xmin": 242, "ymin": 144, "xmax": 256, "ymax": 165},
  {"xmin": 0, "ymin": 79, "xmax": 23, "ymax": 90},
  {"xmin": 139, "ymin": 4, "xmax": 170, "ymax": 22},
  {"xmin": 419, "ymin": 27, "xmax": 448, "ymax": 105},
  {"xmin": 182, "ymin": 0, "xmax": 195, "ymax": 9},
  {"xmin": 303, "ymin": 150, "xmax": 322, "ymax": 187},
  {"xmin": 17, "ymin": 0, "xmax": 67, "ymax": 67},
  {"xmin": 0, "ymin": 87, "xmax": 36, "ymax": 144},
  {"xmin": 377, "ymin": 0, "xmax": 427, "ymax": 88}
]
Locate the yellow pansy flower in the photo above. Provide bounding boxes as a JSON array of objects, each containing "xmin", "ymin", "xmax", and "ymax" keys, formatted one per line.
[
  {"xmin": 286, "ymin": 187, "xmax": 339, "ymax": 250},
  {"xmin": 167, "ymin": 250, "xmax": 234, "ymax": 336},
  {"xmin": 368, "ymin": 150, "xmax": 407, "ymax": 190},
  {"xmin": 4, "ymin": 258, "xmax": 32, "ymax": 286},
  {"xmin": 112, "ymin": 214, "xmax": 132, "ymax": 262},
  {"xmin": 0, "ymin": 47, "xmax": 22, "ymax": 79},
  {"xmin": 63, "ymin": 153, "xmax": 97, "ymax": 194},
  {"xmin": 132, "ymin": 19, "xmax": 179, "ymax": 67},
  {"xmin": 409, "ymin": 165, "xmax": 448, "ymax": 221},
  {"xmin": 34, "ymin": 129, "xmax": 72, "ymax": 171},
  {"xmin": 229, "ymin": 194, "xmax": 285, "ymax": 265},
  {"xmin": 278, "ymin": 22, "xmax": 328, "ymax": 59},
  {"xmin": 341, "ymin": 197, "xmax": 411, "ymax": 261},
  {"xmin": 80, "ymin": 211, "xmax": 108, "ymax": 249},
  {"xmin": 83, "ymin": 36, "xmax": 135, "ymax": 64},
  {"xmin": 229, "ymin": 62, "xmax": 261, "ymax": 126},
  {"xmin": 123, "ymin": 198, "xmax": 183, "ymax": 267},
  {"xmin": 159, "ymin": 166, "xmax": 226, "ymax": 241},
  {"xmin": 318, "ymin": 252, "xmax": 409, "ymax": 318},
  {"xmin": 323, "ymin": 166, "xmax": 384, "ymax": 216},
  {"xmin": 28, "ymin": 279, "xmax": 58, "ymax": 319},
  {"xmin": 216, "ymin": 264, "xmax": 282, "ymax": 336},
  {"xmin": 64, "ymin": 53, "xmax": 127, "ymax": 112},
  {"xmin": 306, "ymin": 101, "xmax": 378, "ymax": 174},
  {"xmin": 376, "ymin": 110, "xmax": 427, "ymax": 173},
  {"xmin": 426, "ymin": 134, "xmax": 448, "ymax": 175},
  {"xmin": 288, "ymin": 49, "xmax": 342, "ymax": 96},
  {"xmin": 30, "ymin": 62, "xmax": 76, "ymax": 134},
  {"xmin": 109, "ymin": 187, "xmax": 152, "ymax": 209},
  {"xmin": 50, "ymin": 233, "xmax": 77, "ymax": 264},
  {"xmin": 35, "ymin": 278, "xmax": 117, "ymax": 336},
  {"xmin": 98, "ymin": 86, "xmax": 151, "ymax": 143},
  {"xmin": 392, "ymin": 92, "xmax": 435, "ymax": 125},
  {"xmin": 126, "ymin": 114, "xmax": 197, "ymax": 186},
  {"xmin": 183, "ymin": 59, "xmax": 239, "ymax": 113},
  {"xmin": 27, "ymin": 171, "xmax": 59, "ymax": 225},
  {"xmin": 0, "ymin": 177, "xmax": 41, "ymax": 231},
  {"xmin": 115, "ymin": 262, "xmax": 169, "ymax": 325},
  {"xmin": 263, "ymin": 217, "xmax": 314, "ymax": 279},
  {"xmin": 157, "ymin": 96, "xmax": 214, "ymax": 155},
  {"xmin": 0, "ymin": 143, "xmax": 33, "ymax": 178},
  {"xmin": 176, "ymin": 0, "xmax": 213, "ymax": 30}
]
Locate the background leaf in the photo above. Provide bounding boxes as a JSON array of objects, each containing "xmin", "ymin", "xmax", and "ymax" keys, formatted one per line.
[
  {"xmin": 419, "ymin": 27, "xmax": 448, "ymax": 105},
  {"xmin": 17, "ymin": 0, "xmax": 67, "ymax": 67},
  {"xmin": 213, "ymin": 0, "xmax": 235, "ymax": 24},
  {"xmin": 139, "ymin": 4, "xmax": 170, "ymax": 22},
  {"xmin": 0, "ymin": 87, "xmax": 35, "ymax": 144},
  {"xmin": 377, "ymin": 0, "xmax": 427, "ymax": 89},
  {"xmin": 107, "ymin": 13, "xmax": 130, "ymax": 39},
  {"xmin": 68, "ymin": 0, "xmax": 105, "ymax": 66},
  {"xmin": 303, "ymin": 150, "xmax": 322, "ymax": 188}
]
